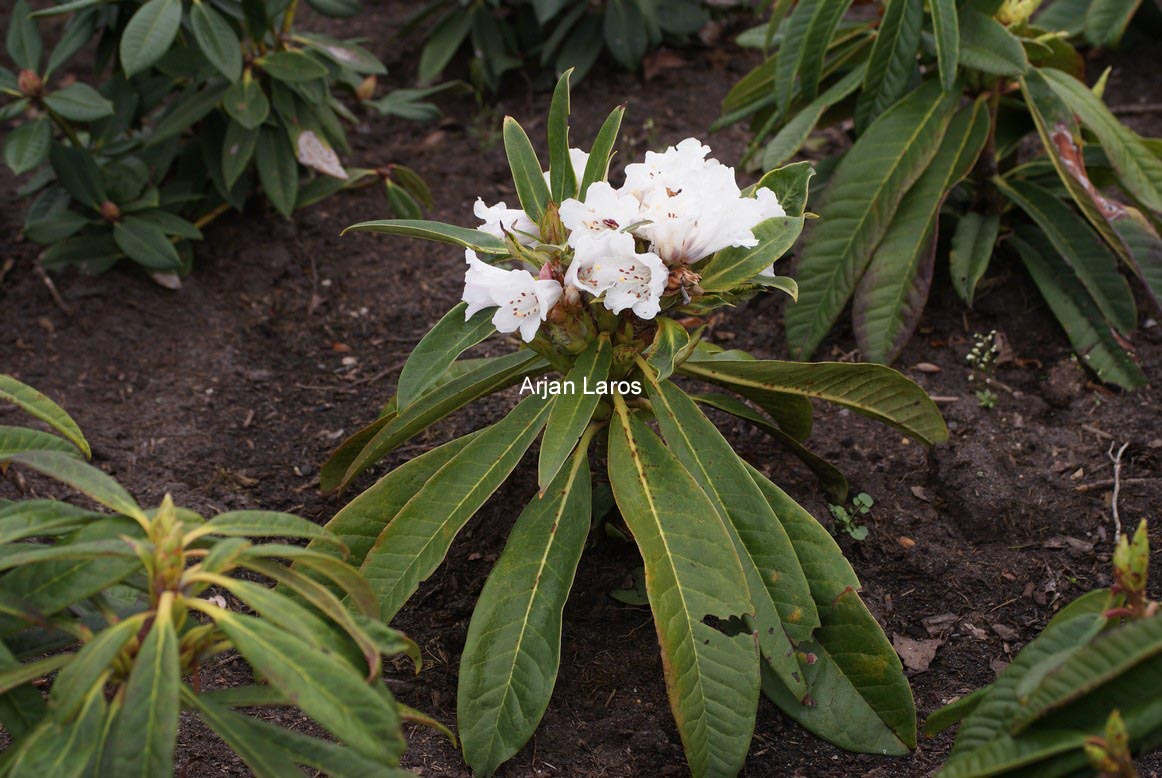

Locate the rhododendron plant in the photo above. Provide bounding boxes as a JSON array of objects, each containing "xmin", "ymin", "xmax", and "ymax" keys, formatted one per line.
[{"xmin": 316, "ymin": 72, "xmax": 950, "ymax": 776}]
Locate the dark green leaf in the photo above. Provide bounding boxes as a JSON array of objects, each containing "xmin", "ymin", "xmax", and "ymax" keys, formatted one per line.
[
  {"xmin": 603, "ymin": 0, "xmax": 649, "ymax": 69},
  {"xmin": 761, "ymin": 65, "xmax": 866, "ymax": 170},
  {"xmin": 45, "ymin": 8, "xmax": 97, "ymax": 76},
  {"xmin": 222, "ymin": 72, "xmax": 270, "ymax": 129},
  {"xmin": 6, "ymin": 0, "xmax": 42, "ymax": 71},
  {"xmin": 49, "ymin": 143, "xmax": 105, "ymax": 209},
  {"xmin": 1084, "ymin": 0, "xmax": 1142, "ymax": 46},
  {"xmin": 854, "ymin": 0, "xmax": 922, "ymax": 132},
  {"xmin": 43, "ymin": 83, "xmax": 113, "ymax": 122},
  {"xmin": 547, "ymin": 68, "xmax": 577, "ymax": 202},
  {"xmin": 255, "ymin": 126, "xmax": 298, "ymax": 218},
  {"xmin": 397, "ymin": 303, "xmax": 496, "ymax": 410},
  {"xmin": 113, "ymin": 216, "xmax": 182, "ymax": 270},
  {"xmin": 3, "ymin": 450, "xmax": 146, "ymax": 522},
  {"xmin": 4, "ymin": 118, "xmax": 52, "ymax": 177},
  {"xmin": 503, "ymin": 116, "xmax": 550, "ymax": 222},
  {"xmin": 417, "ymin": 10, "xmax": 472, "ymax": 86},
  {"xmin": 644, "ymin": 318, "xmax": 688, "ymax": 382},
  {"xmin": 342, "ymin": 219, "xmax": 509, "ymax": 256},
  {"xmin": 537, "ymin": 335, "xmax": 611, "ymax": 491},
  {"xmin": 578, "ymin": 105, "xmax": 624, "ymax": 195},
  {"xmin": 259, "ymin": 51, "xmax": 328, "ymax": 83},
  {"xmin": 929, "ymin": 0, "xmax": 960, "ymax": 92},
  {"xmin": 191, "ymin": 0, "xmax": 243, "ymax": 82},
  {"xmin": 120, "ymin": 0, "xmax": 182, "ymax": 77},
  {"xmin": 697, "ymin": 216, "xmax": 803, "ymax": 292},
  {"xmin": 958, "ymin": 10, "xmax": 1028, "ymax": 76},
  {"xmin": 949, "ymin": 212, "xmax": 1000, "ymax": 305}
]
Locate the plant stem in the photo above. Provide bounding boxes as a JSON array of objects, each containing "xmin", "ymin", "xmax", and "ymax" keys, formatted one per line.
[
  {"xmin": 193, "ymin": 202, "xmax": 233, "ymax": 230},
  {"xmin": 46, "ymin": 108, "xmax": 83, "ymax": 149},
  {"xmin": 280, "ymin": 0, "xmax": 299, "ymax": 40}
]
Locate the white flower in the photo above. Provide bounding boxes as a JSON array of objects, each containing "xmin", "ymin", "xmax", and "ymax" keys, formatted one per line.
[
  {"xmin": 462, "ymin": 250, "xmax": 562, "ymax": 342},
  {"xmin": 567, "ymin": 232, "xmax": 667, "ymax": 319},
  {"xmin": 622, "ymin": 138, "xmax": 715, "ymax": 201},
  {"xmin": 474, "ymin": 199, "xmax": 539, "ymax": 246},
  {"xmin": 559, "ymin": 182, "xmax": 642, "ymax": 247}
]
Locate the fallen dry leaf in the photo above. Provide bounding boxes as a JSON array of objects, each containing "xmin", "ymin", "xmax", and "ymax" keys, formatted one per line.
[
  {"xmin": 893, "ymin": 634, "xmax": 942, "ymax": 673},
  {"xmin": 914, "ymin": 362, "xmax": 941, "ymax": 373},
  {"xmin": 922, "ymin": 613, "xmax": 959, "ymax": 637},
  {"xmin": 898, "ymin": 536, "xmax": 916, "ymax": 549}
]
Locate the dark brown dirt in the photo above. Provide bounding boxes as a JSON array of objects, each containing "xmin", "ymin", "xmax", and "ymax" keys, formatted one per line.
[{"xmin": 2, "ymin": 3, "xmax": 1160, "ymax": 775}]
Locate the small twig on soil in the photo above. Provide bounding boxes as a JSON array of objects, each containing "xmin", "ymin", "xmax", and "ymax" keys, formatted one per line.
[
  {"xmin": 1082, "ymin": 424, "xmax": 1114, "ymax": 441},
  {"xmin": 35, "ymin": 266, "xmax": 72, "ymax": 315},
  {"xmin": 929, "ymin": 395, "xmax": 961, "ymax": 404},
  {"xmin": 1108, "ymin": 442, "xmax": 1129, "ymax": 544},
  {"xmin": 0, "ymin": 258, "xmax": 14, "ymax": 288},
  {"xmin": 1075, "ymin": 477, "xmax": 1155, "ymax": 494},
  {"xmin": 1110, "ymin": 102, "xmax": 1162, "ymax": 115}
]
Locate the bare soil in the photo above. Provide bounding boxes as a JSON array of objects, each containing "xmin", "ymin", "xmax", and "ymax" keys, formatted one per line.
[{"xmin": 1, "ymin": 3, "xmax": 1160, "ymax": 775}]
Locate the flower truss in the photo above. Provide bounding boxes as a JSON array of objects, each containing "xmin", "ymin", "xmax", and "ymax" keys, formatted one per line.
[{"xmin": 323, "ymin": 71, "xmax": 949, "ymax": 777}]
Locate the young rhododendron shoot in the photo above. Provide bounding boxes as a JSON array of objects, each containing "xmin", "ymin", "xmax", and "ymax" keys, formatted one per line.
[{"xmin": 326, "ymin": 71, "xmax": 950, "ymax": 777}]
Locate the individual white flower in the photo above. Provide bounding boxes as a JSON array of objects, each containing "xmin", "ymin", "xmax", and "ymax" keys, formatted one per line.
[
  {"xmin": 559, "ymin": 182, "xmax": 642, "ymax": 247},
  {"xmin": 634, "ymin": 177, "xmax": 768, "ymax": 265},
  {"xmin": 462, "ymin": 250, "xmax": 562, "ymax": 342},
  {"xmin": 567, "ymin": 232, "xmax": 667, "ymax": 319},
  {"xmin": 474, "ymin": 199, "xmax": 539, "ymax": 246},
  {"xmin": 621, "ymin": 138, "xmax": 716, "ymax": 201}
]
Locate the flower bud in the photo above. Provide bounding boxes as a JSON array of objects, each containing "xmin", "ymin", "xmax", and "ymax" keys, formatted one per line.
[
  {"xmin": 100, "ymin": 200, "xmax": 122, "ymax": 222},
  {"xmin": 355, "ymin": 75, "xmax": 377, "ymax": 102},
  {"xmin": 539, "ymin": 201, "xmax": 567, "ymax": 246},
  {"xmin": 17, "ymin": 69, "xmax": 42, "ymax": 98},
  {"xmin": 994, "ymin": 0, "xmax": 1042, "ymax": 26}
]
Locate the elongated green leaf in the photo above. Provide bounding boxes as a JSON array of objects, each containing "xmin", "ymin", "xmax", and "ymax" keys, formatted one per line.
[
  {"xmin": 189, "ymin": 510, "xmax": 342, "ymax": 548},
  {"xmin": 183, "ymin": 691, "xmax": 304, "ymax": 777},
  {"xmin": 579, "ymin": 106, "xmax": 624, "ymax": 195},
  {"xmin": 0, "ymin": 539, "xmax": 135, "ymax": 573},
  {"xmin": 191, "ymin": 0, "xmax": 242, "ymax": 82},
  {"xmin": 929, "ymin": 0, "xmax": 959, "ymax": 92},
  {"xmin": 43, "ymin": 83, "xmax": 113, "ymax": 123},
  {"xmin": 0, "ymin": 375, "xmax": 90, "ymax": 457},
  {"xmin": 296, "ymin": 33, "xmax": 385, "ymax": 75},
  {"xmin": 0, "ymin": 640, "xmax": 43, "ymax": 740},
  {"xmin": 359, "ymin": 395, "xmax": 551, "ymax": 619},
  {"xmin": 950, "ymin": 212, "xmax": 1000, "ymax": 305},
  {"xmin": 762, "ymin": 587, "xmax": 915, "ymax": 754},
  {"xmin": 689, "ymin": 393, "xmax": 848, "ymax": 503},
  {"xmin": 7, "ymin": 684, "xmax": 106, "ymax": 778},
  {"xmin": 222, "ymin": 120, "xmax": 258, "ymax": 189},
  {"xmin": 223, "ymin": 72, "xmax": 270, "ymax": 129},
  {"xmin": 786, "ymin": 80, "xmax": 959, "ymax": 358},
  {"xmin": 762, "ymin": 64, "xmax": 866, "ymax": 170},
  {"xmin": 4, "ymin": 117, "xmax": 51, "ymax": 176},
  {"xmin": 547, "ymin": 69, "xmax": 576, "ymax": 203},
  {"xmin": 538, "ymin": 336, "xmax": 610, "ymax": 491},
  {"xmin": 256, "ymin": 126, "xmax": 298, "ymax": 218},
  {"xmin": 503, "ymin": 117, "xmax": 550, "ymax": 222},
  {"xmin": 775, "ymin": 0, "xmax": 856, "ymax": 112},
  {"xmin": 997, "ymin": 177, "xmax": 1136, "ymax": 333},
  {"xmin": 110, "ymin": 595, "xmax": 179, "ymax": 778},
  {"xmin": 259, "ymin": 51, "xmax": 328, "ymax": 83},
  {"xmin": 644, "ymin": 318, "xmax": 688, "ymax": 383},
  {"xmin": 48, "ymin": 144, "xmax": 105, "ymax": 210},
  {"xmin": 3, "ymin": 450, "xmax": 146, "ymax": 523},
  {"xmin": 0, "ymin": 653, "xmax": 72, "ymax": 695},
  {"xmin": 854, "ymin": 100, "xmax": 989, "ymax": 363},
  {"xmin": 249, "ymin": 547, "xmax": 381, "ymax": 620},
  {"xmin": 0, "ymin": 499, "xmax": 100, "ymax": 544},
  {"xmin": 337, "ymin": 350, "xmax": 547, "ymax": 490},
  {"xmin": 855, "ymin": 0, "xmax": 922, "ymax": 132},
  {"xmin": 958, "ymin": 10, "xmax": 1028, "ymax": 76},
  {"xmin": 697, "ymin": 216, "xmax": 804, "ymax": 292},
  {"xmin": 678, "ymin": 358, "xmax": 947, "ymax": 444},
  {"xmin": 49, "ymin": 614, "xmax": 146, "ymax": 722},
  {"xmin": 417, "ymin": 9, "xmax": 472, "ymax": 86},
  {"xmin": 923, "ymin": 687, "xmax": 990, "ymax": 736},
  {"xmin": 113, "ymin": 216, "xmax": 182, "ymax": 270},
  {"xmin": 1084, "ymin": 0, "xmax": 1142, "ymax": 46},
  {"xmin": 0, "ymin": 425, "xmax": 80, "ymax": 458},
  {"xmin": 459, "ymin": 444, "xmax": 591, "ymax": 776},
  {"xmin": 120, "ymin": 0, "xmax": 182, "ymax": 77},
  {"xmin": 940, "ymin": 730, "xmax": 1089, "ymax": 778},
  {"xmin": 6, "ymin": 0, "xmax": 42, "ymax": 71},
  {"xmin": 1040, "ymin": 67, "xmax": 1162, "ymax": 214},
  {"xmin": 199, "ymin": 604, "xmax": 405, "ymax": 763},
  {"xmin": 342, "ymin": 219, "xmax": 509, "ymax": 255},
  {"xmin": 608, "ymin": 401, "xmax": 759, "ymax": 777},
  {"xmin": 397, "ymin": 303, "xmax": 496, "ymax": 410}
]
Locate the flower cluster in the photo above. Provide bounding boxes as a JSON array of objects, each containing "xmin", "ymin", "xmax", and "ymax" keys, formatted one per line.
[{"xmin": 463, "ymin": 139, "xmax": 784, "ymax": 342}]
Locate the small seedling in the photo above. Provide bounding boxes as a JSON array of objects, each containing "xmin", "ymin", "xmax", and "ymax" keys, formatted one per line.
[
  {"xmin": 829, "ymin": 492, "xmax": 874, "ymax": 541},
  {"xmin": 967, "ymin": 330, "xmax": 1000, "ymax": 409}
]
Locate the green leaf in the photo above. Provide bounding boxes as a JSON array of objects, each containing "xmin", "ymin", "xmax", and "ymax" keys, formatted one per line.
[
  {"xmin": 949, "ymin": 212, "xmax": 1000, "ymax": 305},
  {"xmin": 357, "ymin": 395, "xmax": 552, "ymax": 619},
  {"xmin": 417, "ymin": 10, "xmax": 472, "ymax": 86},
  {"xmin": 854, "ymin": 100, "xmax": 989, "ymax": 363},
  {"xmin": 0, "ymin": 499, "xmax": 101, "ymax": 545},
  {"xmin": 1040, "ymin": 67, "xmax": 1162, "ymax": 214},
  {"xmin": 191, "ymin": 0, "xmax": 242, "ymax": 82},
  {"xmin": 761, "ymin": 64, "xmax": 866, "ymax": 170},
  {"xmin": 43, "ymin": 83, "xmax": 113, "ymax": 122},
  {"xmin": 259, "ymin": 51, "xmax": 328, "ymax": 83},
  {"xmin": 49, "ymin": 143, "xmax": 106, "ymax": 210},
  {"xmin": 44, "ymin": 7, "xmax": 97, "ymax": 77},
  {"xmin": 958, "ymin": 9, "xmax": 1028, "ymax": 76},
  {"xmin": 146, "ymin": 82, "xmax": 230, "ymax": 146},
  {"xmin": 133, "ymin": 209, "xmax": 202, "ymax": 240},
  {"xmin": 113, "ymin": 216, "xmax": 182, "ymax": 270},
  {"xmin": 2, "ymin": 450, "xmax": 146, "ymax": 523},
  {"xmin": 923, "ymin": 687, "xmax": 989, "ymax": 737},
  {"xmin": 223, "ymin": 72, "xmax": 270, "ymax": 129},
  {"xmin": 296, "ymin": 33, "xmax": 385, "ymax": 75},
  {"xmin": 503, "ymin": 116, "xmax": 551, "ymax": 222},
  {"xmin": 332, "ymin": 351, "xmax": 547, "ymax": 491},
  {"xmin": 6, "ymin": 0, "xmax": 42, "ymax": 71},
  {"xmin": 855, "ymin": 0, "xmax": 923, "ymax": 132},
  {"xmin": 199, "ymin": 605, "xmax": 405, "ymax": 764},
  {"xmin": 189, "ymin": 510, "xmax": 342, "ymax": 548},
  {"xmin": 0, "ymin": 374, "xmax": 90, "ymax": 456},
  {"xmin": 697, "ymin": 216, "xmax": 804, "ymax": 292},
  {"xmin": 752, "ymin": 161, "xmax": 816, "ymax": 219},
  {"xmin": 547, "ymin": 68, "xmax": 577, "ymax": 203},
  {"xmin": 110, "ymin": 596, "xmax": 180, "ymax": 778},
  {"xmin": 0, "ymin": 653, "xmax": 72, "ymax": 695},
  {"xmin": 579, "ymin": 105, "xmax": 624, "ymax": 196},
  {"xmin": 608, "ymin": 401, "xmax": 759, "ymax": 777},
  {"xmin": 538, "ymin": 335, "xmax": 611, "ymax": 491},
  {"xmin": 775, "ymin": 0, "xmax": 857, "ymax": 112},
  {"xmin": 1012, "ymin": 231, "xmax": 1145, "ymax": 389},
  {"xmin": 642, "ymin": 377, "xmax": 815, "ymax": 695},
  {"xmin": 6, "ymin": 683, "xmax": 106, "ymax": 778},
  {"xmin": 785, "ymin": 80, "xmax": 959, "ymax": 359},
  {"xmin": 49, "ymin": 614, "xmax": 146, "ymax": 722},
  {"xmin": 1012, "ymin": 615, "xmax": 1162, "ymax": 732},
  {"xmin": 940, "ymin": 730, "xmax": 1090, "ymax": 778},
  {"xmin": 256, "ymin": 126, "xmax": 298, "ymax": 218},
  {"xmin": 603, "ymin": 0, "xmax": 649, "ymax": 69},
  {"xmin": 689, "ymin": 393, "xmax": 848, "ymax": 503},
  {"xmin": 997, "ymin": 177, "xmax": 1137, "ymax": 334},
  {"xmin": 397, "ymin": 303, "xmax": 496, "ymax": 410},
  {"xmin": 342, "ymin": 219, "xmax": 509, "ymax": 256},
  {"xmin": 458, "ymin": 443, "xmax": 591, "ymax": 776},
  {"xmin": 929, "ymin": 0, "xmax": 960, "ymax": 92},
  {"xmin": 678, "ymin": 358, "xmax": 947, "ymax": 444},
  {"xmin": 222, "ymin": 120, "xmax": 258, "ymax": 189},
  {"xmin": 644, "ymin": 318, "xmax": 688, "ymax": 383},
  {"xmin": 182, "ymin": 692, "xmax": 304, "ymax": 777},
  {"xmin": 3, "ymin": 117, "xmax": 51, "ymax": 176},
  {"xmin": 1084, "ymin": 0, "xmax": 1142, "ymax": 46},
  {"xmin": 120, "ymin": 0, "xmax": 182, "ymax": 77}
]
